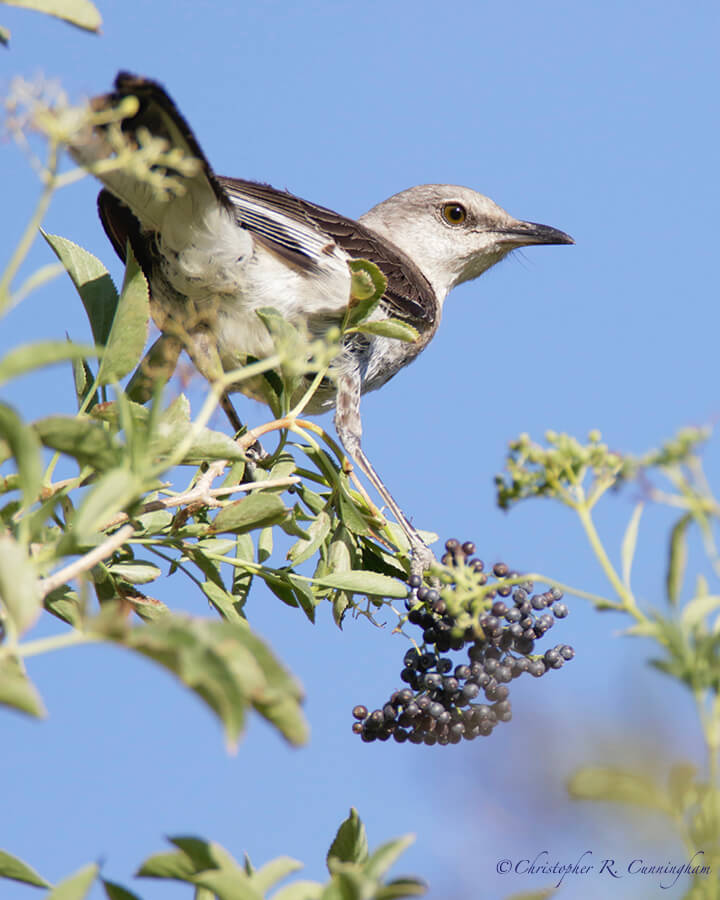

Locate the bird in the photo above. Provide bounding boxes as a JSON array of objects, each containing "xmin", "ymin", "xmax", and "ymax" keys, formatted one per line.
[{"xmin": 69, "ymin": 72, "xmax": 574, "ymax": 574}]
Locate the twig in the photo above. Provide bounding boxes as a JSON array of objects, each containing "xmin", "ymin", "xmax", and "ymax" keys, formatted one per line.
[
  {"xmin": 100, "ymin": 474, "xmax": 301, "ymax": 530},
  {"xmin": 38, "ymin": 523, "xmax": 136, "ymax": 598}
]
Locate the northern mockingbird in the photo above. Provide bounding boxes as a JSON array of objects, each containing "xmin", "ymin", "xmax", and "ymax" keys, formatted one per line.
[{"xmin": 70, "ymin": 73, "xmax": 573, "ymax": 574}]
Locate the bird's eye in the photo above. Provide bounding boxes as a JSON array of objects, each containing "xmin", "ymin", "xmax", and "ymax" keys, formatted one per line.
[{"xmin": 441, "ymin": 203, "xmax": 467, "ymax": 225}]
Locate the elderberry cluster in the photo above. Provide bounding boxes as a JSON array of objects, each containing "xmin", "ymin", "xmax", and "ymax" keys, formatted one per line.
[{"xmin": 352, "ymin": 539, "xmax": 574, "ymax": 745}]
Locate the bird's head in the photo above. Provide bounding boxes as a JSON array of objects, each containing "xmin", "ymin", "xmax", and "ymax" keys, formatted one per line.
[{"xmin": 359, "ymin": 184, "xmax": 573, "ymax": 304}]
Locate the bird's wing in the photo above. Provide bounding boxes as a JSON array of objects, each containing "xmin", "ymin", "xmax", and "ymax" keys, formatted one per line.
[{"xmin": 219, "ymin": 177, "xmax": 437, "ymax": 325}]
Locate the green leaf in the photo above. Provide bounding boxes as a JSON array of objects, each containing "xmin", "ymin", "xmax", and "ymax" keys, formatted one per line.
[
  {"xmin": 289, "ymin": 575, "xmax": 317, "ymax": 623},
  {"xmin": 153, "ymin": 423, "xmax": 248, "ymax": 465},
  {"xmin": 46, "ymin": 863, "xmax": 98, "ymax": 900},
  {"xmin": 0, "ymin": 534, "xmax": 41, "ymax": 635},
  {"xmin": 567, "ymin": 766, "xmax": 674, "ymax": 814},
  {"xmin": 212, "ymin": 493, "xmax": 288, "ymax": 535},
  {"xmin": 620, "ymin": 502, "xmax": 643, "ymax": 589},
  {"xmin": 365, "ymin": 835, "xmax": 415, "ymax": 881},
  {"xmin": 107, "ymin": 560, "xmax": 162, "ymax": 585},
  {"xmin": 34, "ymin": 415, "xmax": 123, "ymax": 470},
  {"xmin": 0, "ymin": 654, "xmax": 46, "ymax": 717},
  {"xmin": 126, "ymin": 334, "xmax": 183, "ymax": 404},
  {"xmin": 71, "ymin": 469, "xmax": 143, "ymax": 542},
  {"xmin": 111, "ymin": 617, "xmax": 308, "ymax": 749},
  {"xmin": 169, "ymin": 836, "xmax": 239, "ymax": 874},
  {"xmin": 44, "ymin": 585, "xmax": 83, "ymax": 627},
  {"xmin": 201, "ymin": 580, "xmax": 246, "ymax": 623},
  {"xmin": 192, "ymin": 869, "xmax": 262, "ymax": 900},
  {"xmin": 313, "ymin": 571, "xmax": 406, "ymax": 599},
  {"xmin": 102, "ymin": 880, "xmax": 143, "ymax": 900},
  {"xmin": 327, "ymin": 809, "xmax": 369, "ymax": 868},
  {"xmin": 0, "ymin": 340, "xmax": 98, "ymax": 387},
  {"xmin": 346, "ymin": 260, "xmax": 387, "ymax": 327},
  {"xmin": 346, "ymin": 319, "xmax": 419, "ymax": 343},
  {"xmin": 374, "ymin": 878, "xmax": 427, "ymax": 899},
  {"xmin": 0, "ymin": 25, "xmax": 9, "ymax": 44},
  {"xmin": 0, "ymin": 402, "xmax": 42, "ymax": 507},
  {"xmin": 43, "ymin": 232, "xmax": 118, "ymax": 346},
  {"xmin": 257, "ymin": 527, "xmax": 273, "ymax": 563},
  {"xmin": 249, "ymin": 857, "xmax": 303, "ymax": 894},
  {"xmin": 98, "ymin": 246, "xmax": 150, "ymax": 385},
  {"xmin": 0, "ymin": 849, "xmax": 50, "ymax": 887},
  {"xmin": 288, "ymin": 510, "xmax": 331, "ymax": 566},
  {"xmin": 667, "ymin": 513, "xmax": 691, "ymax": 606},
  {"xmin": 680, "ymin": 590, "xmax": 720, "ymax": 631},
  {"xmin": 72, "ymin": 355, "xmax": 99, "ymax": 411},
  {"xmin": 2, "ymin": 0, "xmax": 101, "ymax": 32},
  {"xmin": 271, "ymin": 881, "xmax": 324, "ymax": 900},
  {"xmin": 668, "ymin": 763, "xmax": 698, "ymax": 811}
]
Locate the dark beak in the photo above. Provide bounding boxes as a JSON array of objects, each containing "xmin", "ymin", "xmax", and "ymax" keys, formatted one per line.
[{"xmin": 499, "ymin": 220, "xmax": 574, "ymax": 247}]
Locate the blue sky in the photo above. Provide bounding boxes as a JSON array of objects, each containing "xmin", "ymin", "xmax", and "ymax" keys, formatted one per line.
[{"xmin": 2, "ymin": 1, "xmax": 719, "ymax": 898}]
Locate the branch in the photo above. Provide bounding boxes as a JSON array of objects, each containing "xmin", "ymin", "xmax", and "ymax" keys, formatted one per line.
[{"xmin": 38, "ymin": 523, "xmax": 135, "ymax": 598}]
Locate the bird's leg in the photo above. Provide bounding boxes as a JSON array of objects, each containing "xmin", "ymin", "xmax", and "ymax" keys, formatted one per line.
[
  {"xmin": 219, "ymin": 392, "xmax": 268, "ymax": 464},
  {"xmin": 334, "ymin": 372, "xmax": 435, "ymax": 577}
]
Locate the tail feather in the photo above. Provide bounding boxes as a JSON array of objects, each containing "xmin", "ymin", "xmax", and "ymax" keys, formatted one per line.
[{"xmin": 71, "ymin": 72, "xmax": 230, "ymax": 235}]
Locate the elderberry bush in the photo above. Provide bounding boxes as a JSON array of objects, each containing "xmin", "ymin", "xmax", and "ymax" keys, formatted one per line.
[{"xmin": 352, "ymin": 539, "xmax": 574, "ymax": 745}]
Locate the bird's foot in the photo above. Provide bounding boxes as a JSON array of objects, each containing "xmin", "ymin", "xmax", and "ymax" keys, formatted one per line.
[{"xmin": 244, "ymin": 438, "xmax": 270, "ymax": 464}]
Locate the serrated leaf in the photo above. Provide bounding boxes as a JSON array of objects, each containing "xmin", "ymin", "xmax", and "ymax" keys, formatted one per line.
[
  {"xmin": 620, "ymin": 502, "xmax": 643, "ymax": 589},
  {"xmin": 34, "ymin": 415, "xmax": 122, "ymax": 470},
  {"xmin": 0, "ymin": 402, "xmax": 42, "ymax": 508},
  {"xmin": 667, "ymin": 513, "xmax": 691, "ymax": 606},
  {"xmin": 288, "ymin": 510, "xmax": 331, "ymax": 565},
  {"xmin": 3, "ymin": 0, "xmax": 101, "ymax": 32},
  {"xmin": 327, "ymin": 809, "xmax": 368, "ymax": 868},
  {"xmin": 0, "ymin": 340, "xmax": 98, "ymax": 387},
  {"xmin": 364, "ymin": 835, "xmax": 414, "ymax": 881},
  {"xmin": 213, "ymin": 493, "xmax": 288, "ymax": 535},
  {"xmin": 46, "ymin": 863, "xmax": 98, "ymax": 900},
  {"xmin": 313, "ymin": 571, "xmax": 406, "ymax": 599},
  {"xmin": 567, "ymin": 767, "xmax": 674, "ymax": 814},
  {"xmin": 0, "ymin": 534, "xmax": 41, "ymax": 635},
  {"xmin": 43, "ymin": 232, "xmax": 118, "ymax": 346},
  {"xmin": 346, "ymin": 319, "xmax": 419, "ymax": 343},
  {"xmin": 98, "ymin": 246, "xmax": 149, "ymax": 384},
  {"xmin": 102, "ymin": 880, "xmax": 142, "ymax": 900},
  {"xmin": 0, "ymin": 849, "xmax": 50, "ymax": 887},
  {"xmin": 0, "ymin": 654, "xmax": 46, "ymax": 717}
]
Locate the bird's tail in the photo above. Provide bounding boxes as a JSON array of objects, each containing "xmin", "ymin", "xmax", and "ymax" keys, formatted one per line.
[{"xmin": 69, "ymin": 72, "xmax": 231, "ymax": 243}]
